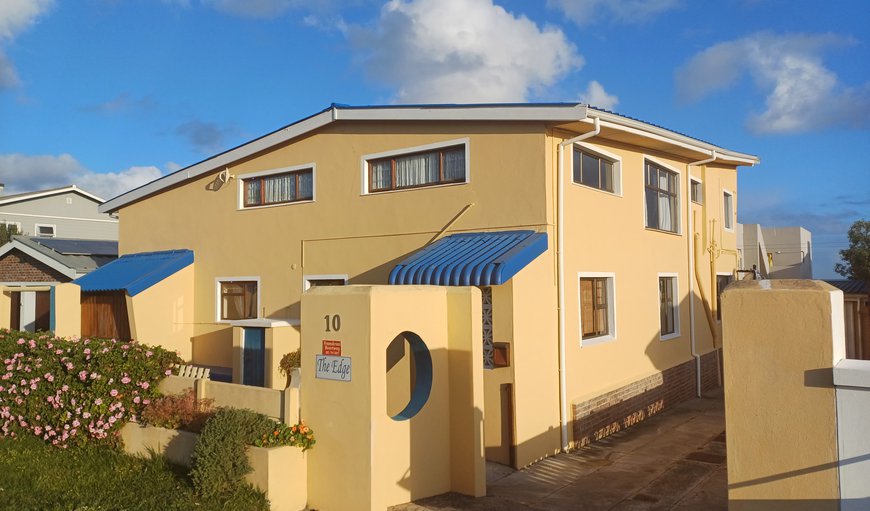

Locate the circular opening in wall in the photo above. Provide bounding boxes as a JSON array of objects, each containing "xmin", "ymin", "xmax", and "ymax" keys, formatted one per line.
[{"xmin": 385, "ymin": 331, "xmax": 432, "ymax": 421}]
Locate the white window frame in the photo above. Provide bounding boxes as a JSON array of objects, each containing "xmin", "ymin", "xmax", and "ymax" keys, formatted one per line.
[
  {"xmin": 215, "ymin": 276, "xmax": 261, "ymax": 323},
  {"xmin": 2, "ymin": 221, "xmax": 21, "ymax": 231},
  {"xmin": 690, "ymin": 178, "xmax": 703, "ymax": 205},
  {"xmin": 578, "ymin": 272, "xmax": 617, "ymax": 346},
  {"xmin": 303, "ymin": 274, "xmax": 348, "ymax": 291},
  {"xmin": 571, "ymin": 142, "xmax": 623, "ymax": 196},
  {"xmin": 360, "ymin": 138, "xmax": 470, "ymax": 195},
  {"xmin": 658, "ymin": 273, "xmax": 681, "ymax": 341},
  {"xmin": 236, "ymin": 163, "xmax": 316, "ymax": 210},
  {"xmin": 723, "ymin": 189, "xmax": 734, "ymax": 231},
  {"xmin": 34, "ymin": 223, "xmax": 56, "ymax": 238},
  {"xmin": 642, "ymin": 155, "xmax": 682, "ymax": 235}
]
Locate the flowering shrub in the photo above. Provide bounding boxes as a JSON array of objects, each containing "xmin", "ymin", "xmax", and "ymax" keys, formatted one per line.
[
  {"xmin": 0, "ymin": 329, "xmax": 181, "ymax": 448},
  {"xmin": 252, "ymin": 420, "xmax": 315, "ymax": 451},
  {"xmin": 140, "ymin": 389, "xmax": 214, "ymax": 432}
]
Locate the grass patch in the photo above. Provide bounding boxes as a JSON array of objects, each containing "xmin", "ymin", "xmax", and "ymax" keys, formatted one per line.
[{"xmin": 0, "ymin": 435, "xmax": 269, "ymax": 511}]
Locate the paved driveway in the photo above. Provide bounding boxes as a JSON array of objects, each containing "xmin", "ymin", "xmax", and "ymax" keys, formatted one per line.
[{"xmin": 392, "ymin": 389, "xmax": 726, "ymax": 511}]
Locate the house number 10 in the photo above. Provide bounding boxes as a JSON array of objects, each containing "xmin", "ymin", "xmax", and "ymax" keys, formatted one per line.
[{"xmin": 324, "ymin": 314, "xmax": 341, "ymax": 332}]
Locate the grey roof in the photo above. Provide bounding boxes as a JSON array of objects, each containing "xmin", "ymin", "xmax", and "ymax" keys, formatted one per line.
[
  {"xmin": 0, "ymin": 185, "xmax": 105, "ymax": 206},
  {"xmin": 11, "ymin": 236, "xmax": 118, "ymax": 273},
  {"xmin": 825, "ymin": 279, "xmax": 870, "ymax": 295}
]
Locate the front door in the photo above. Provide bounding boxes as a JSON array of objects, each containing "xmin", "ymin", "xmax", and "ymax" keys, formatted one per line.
[{"xmin": 243, "ymin": 328, "xmax": 266, "ymax": 387}]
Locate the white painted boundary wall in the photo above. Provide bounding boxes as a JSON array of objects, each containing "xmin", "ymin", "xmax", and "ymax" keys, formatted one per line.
[
  {"xmin": 158, "ymin": 368, "xmax": 301, "ymax": 424},
  {"xmin": 834, "ymin": 359, "xmax": 870, "ymax": 510}
]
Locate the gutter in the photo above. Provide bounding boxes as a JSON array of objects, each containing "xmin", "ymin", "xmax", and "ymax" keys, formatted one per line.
[
  {"xmin": 556, "ymin": 116, "xmax": 600, "ymax": 452},
  {"xmin": 687, "ymin": 151, "xmax": 717, "ymax": 397}
]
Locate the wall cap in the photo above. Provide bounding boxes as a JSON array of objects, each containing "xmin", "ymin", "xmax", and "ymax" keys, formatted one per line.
[{"xmin": 834, "ymin": 359, "xmax": 870, "ymax": 389}]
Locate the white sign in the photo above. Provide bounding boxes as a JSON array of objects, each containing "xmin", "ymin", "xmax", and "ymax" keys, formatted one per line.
[{"xmin": 315, "ymin": 355, "xmax": 352, "ymax": 382}]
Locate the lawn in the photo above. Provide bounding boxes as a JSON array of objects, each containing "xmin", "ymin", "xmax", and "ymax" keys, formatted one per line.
[{"xmin": 0, "ymin": 435, "xmax": 269, "ymax": 511}]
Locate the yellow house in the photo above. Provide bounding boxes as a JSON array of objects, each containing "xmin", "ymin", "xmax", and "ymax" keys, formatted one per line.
[{"xmin": 95, "ymin": 103, "xmax": 758, "ymax": 468}]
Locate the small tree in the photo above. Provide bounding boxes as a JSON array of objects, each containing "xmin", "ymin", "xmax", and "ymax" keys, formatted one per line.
[
  {"xmin": 835, "ymin": 219, "xmax": 870, "ymax": 282},
  {"xmin": 0, "ymin": 223, "xmax": 19, "ymax": 245}
]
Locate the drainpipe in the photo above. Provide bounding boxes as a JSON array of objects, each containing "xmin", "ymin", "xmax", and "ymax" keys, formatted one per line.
[
  {"xmin": 687, "ymin": 151, "xmax": 718, "ymax": 397},
  {"xmin": 556, "ymin": 116, "xmax": 599, "ymax": 452}
]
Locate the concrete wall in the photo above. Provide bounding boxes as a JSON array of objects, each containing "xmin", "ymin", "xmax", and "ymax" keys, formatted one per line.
[
  {"xmin": 833, "ymin": 359, "xmax": 870, "ymax": 510},
  {"xmin": 761, "ymin": 226, "xmax": 813, "ymax": 279},
  {"xmin": 722, "ymin": 280, "xmax": 844, "ymax": 510},
  {"xmin": 301, "ymin": 285, "xmax": 485, "ymax": 511}
]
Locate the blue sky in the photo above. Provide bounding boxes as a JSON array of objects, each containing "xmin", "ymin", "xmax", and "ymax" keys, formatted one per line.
[{"xmin": 0, "ymin": 0, "xmax": 868, "ymax": 278}]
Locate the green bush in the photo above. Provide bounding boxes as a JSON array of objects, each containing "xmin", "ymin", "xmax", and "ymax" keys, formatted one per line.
[
  {"xmin": 189, "ymin": 408, "xmax": 276, "ymax": 497},
  {"xmin": 0, "ymin": 329, "xmax": 181, "ymax": 447},
  {"xmin": 252, "ymin": 420, "xmax": 316, "ymax": 451}
]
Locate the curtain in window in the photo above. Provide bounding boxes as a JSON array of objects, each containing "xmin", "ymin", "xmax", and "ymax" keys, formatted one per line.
[
  {"xmin": 396, "ymin": 152, "xmax": 439, "ymax": 188},
  {"xmin": 657, "ymin": 172, "xmax": 673, "ymax": 231},
  {"xmin": 443, "ymin": 148, "xmax": 465, "ymax": 181},
  {"xmin": 298, "ymin": 172, "xmax": 313, "ymax": 200},
  {"xmin": 264, "ymin": 173, "xmax": 295, "ymax": 203},
  {"xmin": 245, "ymin": 180, "xmax": 261, "ymax": 206},
  {"xmin": 370, "ymin": 160, "xmax": 392, "ymax": 190}
]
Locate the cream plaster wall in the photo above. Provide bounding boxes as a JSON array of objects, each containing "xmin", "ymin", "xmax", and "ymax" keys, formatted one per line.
[
  {"xmin": 52, "ymin": 283, "xmax": 81, "ymax": 338},
  {"xmin": 722, "ymin": 280, "xmax": 843, "ymax": 510},
  {"xmin": 128, "ymin": 264, "xmax": 194, "ymax": 360}
]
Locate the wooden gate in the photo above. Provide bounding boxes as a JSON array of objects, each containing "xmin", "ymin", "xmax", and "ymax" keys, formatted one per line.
[{"xmin": 81, "ymin": 291, "xmax": 131, "ymax": 341}]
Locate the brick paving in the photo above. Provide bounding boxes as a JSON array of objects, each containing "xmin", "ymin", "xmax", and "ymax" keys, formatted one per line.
[{"xmin": 391, "ymin": 389, "xmax": 726, "ymax": 511}]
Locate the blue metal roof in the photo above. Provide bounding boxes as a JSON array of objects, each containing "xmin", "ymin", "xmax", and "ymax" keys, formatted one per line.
[
  {"xmin": 389, "ymin": 231, "xmax": 547, "ymax": 286},
  {"xmin": 74, "ymin": 249, "xmax": 193, "ymax": 296}
]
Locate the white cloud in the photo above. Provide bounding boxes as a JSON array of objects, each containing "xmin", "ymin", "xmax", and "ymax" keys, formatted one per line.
[
  {"xmin": 0, "ymin": 153, "xmax": 163, "ymax": 201},
  {"xmin": 0, "ymin": 0, "xmax": 53, "ymax": 89},
  {"xmin": 547, "ymin": 0, "xmax": 681, "ymax": 25},
  {"xmin": 350, "ymin": 0, "xmax": 581, "ymax": 103},
  {"xmin": 677, "ymin": 32, "xmax": 870, "ymax": 134},
  {"xmin": 580, "ymin": 80, "xmax": 619, "ymax": 110}
]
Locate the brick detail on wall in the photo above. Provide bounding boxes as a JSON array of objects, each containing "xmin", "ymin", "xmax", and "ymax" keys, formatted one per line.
[
  {"xmin": 0, "ymin": 250, "xmax": 70, "ymax": 283},
  {"xmin": 571, "ymin": 349, "xmax": 722, "ymax": 448}
]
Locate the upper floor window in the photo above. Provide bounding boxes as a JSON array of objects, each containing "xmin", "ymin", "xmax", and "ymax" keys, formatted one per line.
[
  {"xmin": 573, "ymin": 148, "xmax": 614, "ymax": 192},
  {"xmin": 35, "ymin": 224, "xmax": 56, "ymax": 238},
  {"xmin": 690, "ymin": 179, "xmax": 703, "ymax": 204},
  {"xmin": 218, "ymin": 279, "xmax": 258, "ymax": 321},
  {"xmin": 367, "ymin": 143, "xmax": 466, "ymax": 193},
  {"xmin": 723, "ymin": 190, "xmax": 734, "ymax": 230},
  {"xmin": 645, "ymin": 161, "xmax": 680, "ymax": 233},
  {"xmin": 242, "ymin": 167, "xmax": 313, "ymax": 208}
]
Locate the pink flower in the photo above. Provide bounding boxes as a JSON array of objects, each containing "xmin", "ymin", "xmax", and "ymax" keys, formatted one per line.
[
  {"xmin": 133, "ymin": 396, "xmax": 140, "ymax": 404},
  {"xmin": 121, "ymin": 376, "xmax": 131, "ymax": 384},
  {"xmin": 16, "ymin": 339, "xmax": 24, "ymax": 345},
  {"xmin": 83, "ymin": 348, "xmax": 91, "ymax": 355},
  {"xmin": 44, "ymin": 373, "xmax": 54, "ymax": 382},
  {"xmin": 79, "ymin": 370, "xmax": 88, "ymax": 381},
  {"xmin": 164, "ymin": 369, "xmax": 171, "ymax": 376},
  {"xmin": 29, "ymin": 383, "xmax": 36, "ymax": 390},
  {"xmin": 110, "ymin": 389, "xmax": 118, "ymax": 397},
  {"xmin": 65, "ymin": 362, "xmax": 74, "ymax": 370},
  {"xmin": 94, "ymin": 398, "xmax": 103, "ymax": 406},
  {"xmin": 61, "ymin": 385, "xmax": 68, "ymax": 392},
  {"xmin": 82, "ymin": 412, "xmax": 91, "ymax": 419},
  {"xmin": 140, "ymin": 382, "xmax": 150, "ymax": 390},
  {"xmin": 146, "ymin": 351, "xmax": 153, "ymax": 357}
]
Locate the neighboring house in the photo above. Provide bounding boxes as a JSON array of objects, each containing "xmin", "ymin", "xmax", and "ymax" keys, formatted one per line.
[
  {"xmin": 82, "ymin": 103, "xmax": 758, "ymax": 467},
  {"xmin": 0, "ymin": 236, "xmax": 117, "ymax": 332},
  {"xmin": 824, "ymin": 279, "xmax": 870, "ymax": 360},
  {"xmin": 0, "ymin": 184, "xmax": 119, "ymax": 240},
  {"xmin": 737, "ymin": 223, "xmax": 813, "ymax": 279}
]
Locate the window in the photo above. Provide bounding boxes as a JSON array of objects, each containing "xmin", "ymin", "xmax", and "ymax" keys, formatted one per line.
[
  {"xmin": 218, "ymin": 279, "xmax": 258, "ymax": 321},
  {"xmin": 690, "ymin": 179, "xmax": 703, "ymax": 204},
  {"xmin": 367, "ymin": 144, "xmax": 466, "ymax": 192},
  {"xmin": 242, "ymin": 167, "xmax": 313, "ymax": 208},
  {"xmin": 303, "ymin": 274, "xmax": 348, "ymax": 291},
  {"xmin": 645, "ymin": 161, "xmax": 680, "ymax": 233},
  {"xmin": 716, "ymin": 274, "xmax": 734, "ymax": 321},
  {"xmin": 35, "ymin": 224, "xmax": 56, "ymax": 238},
  {"xmin": 659, "ymin": 275, "xmax": 679, "ymax": 339},
  {"xmin": 573, "ymin": 148, "xmax": 614, "ymax": 192},
  {"xmin": 579, "ymin": 274, "xmax": 615, "ymax": 343},
  {"xmin": 1, "ymin": 221, "xmax": 20, "ymax": 235},
  {"xmin": 723, "ymin": 191, "xmax": 734, "ymax": 229}
]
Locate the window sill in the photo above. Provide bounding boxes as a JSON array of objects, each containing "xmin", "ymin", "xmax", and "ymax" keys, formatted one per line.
[
  {"xmin": 645, "ymin": 227, "xmax": 682, "ymax": 237},
  {"xmin": 216, "ymin": 318, "xmax": 300, "ymax": 327},
  {"xmin": 660, "ymin": 332, "xmax": 681, "ymax": 341},
  {"xmin": 570, "ymin": 181, "xmax": 621, "ymax": 197},
  {"xmin": 581, "ymin": 334, "xmax": 615, "ymax": 347},
  {"xmin": 362, "ymin": 180, "xmax": 468, "ymax": 196},
  {"xmin": 237, "ymin": 199, "xmax": 314, "ymax": 211}
]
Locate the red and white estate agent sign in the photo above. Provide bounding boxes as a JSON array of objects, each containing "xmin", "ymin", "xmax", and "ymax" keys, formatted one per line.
[{"xmin": 322, "ymin": 340, "xmax": 341, "ymax": 356}]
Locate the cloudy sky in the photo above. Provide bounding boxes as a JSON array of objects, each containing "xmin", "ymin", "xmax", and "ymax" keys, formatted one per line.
[{"xmin": 0, "ymin": 0, "xmax": 868, "ymax": 278}]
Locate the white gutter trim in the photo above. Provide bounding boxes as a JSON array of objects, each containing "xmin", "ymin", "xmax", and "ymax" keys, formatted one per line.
[
  {"xmin": 591, "ymin": 112, "xmax": 759, "ymax": 166},
  {"xmin": 556, "ymin": 115, "xmax": 600, "ymax": 452},
  {"xmin": 686, "ymin": 150, "xmax": 719, "ymax": 397}
]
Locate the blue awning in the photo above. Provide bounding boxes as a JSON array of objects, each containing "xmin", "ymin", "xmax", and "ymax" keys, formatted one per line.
[
  {"xmin": 74, "ymin": 249, "xmax": 194, "ymax": 296},
  {"xmin": 389, "ymin": 230, "xmax": 547, "ymax": 286}
]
